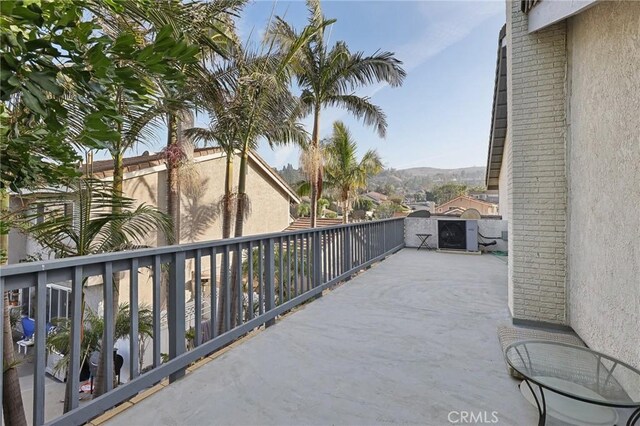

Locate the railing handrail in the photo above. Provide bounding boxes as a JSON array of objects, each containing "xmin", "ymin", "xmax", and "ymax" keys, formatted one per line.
[
  {"xmin": 1, "ymin": 218, "xmax": 406, "ymax": 426},
  {"xmin": 0, "ymin": 218, "xmax": 404, "ymax": 280}
]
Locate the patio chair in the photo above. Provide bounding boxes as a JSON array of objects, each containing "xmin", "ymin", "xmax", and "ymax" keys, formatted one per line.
[{"xmin": 17, "ymin": 317, "xmax": 36, "ymax": 355}]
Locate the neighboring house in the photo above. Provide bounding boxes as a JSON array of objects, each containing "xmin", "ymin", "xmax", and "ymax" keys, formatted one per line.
[
  {"xmin": 285, "ymin": 217, "xmax": 343, "ymax": 231},
  {"xmin": 88, "ymin": 147, "xmax": 299, "ymax": 244},
  {"xmin": 435, "ymin": 195, "xmax": 498, "ymax": 216},
  {"xmin": 407, "ymin": 201, "xmax": 435, "ymax": 213},
  {"xmin": 468, "ymin": 191, "xmax": 499, "ymax": 204},
  {"xmin": 9, "ymin": 147, "xmax": 300, "ymax": 321},
  {"xmin": 361, "ymin": 191, "xmax": 388, "ymax": 205},
  {"xmin": 487, "ymin": 2, "xmax": 639, "ymax": 368},
  {"xmin": 440, "ymin": 207, "xmax": 465, "ymax": 216}
]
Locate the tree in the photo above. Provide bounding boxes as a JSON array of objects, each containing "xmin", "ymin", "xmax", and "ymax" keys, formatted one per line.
[
  {"xmin": 353, "ymin": 197, "xmax": 374, "ymax": 212},
  {"xmin": 375, "ymin": 201, "xmax": 404, "ymax": 219},
  {"xmin": 15, "ymin": 178, "xmax": 173, "ymax": 407},
  {"xmin": 0, "ymin": 1, "xmax": 184, "ymax": 421},
  {"xmin": 297, "ymin": 202, "xmax": 311, "ymax": 217},
  {"xmin": 46, "ymin": 303, "xmax": 154, "ymax": 385},
  {"xmin": 145, "ymin": 0, "xmax": 243, "ymax": 244},
  {"xmin": 231, "ymin": 51, "xmax": 308, "ymax": 240},
  {"xmin": 184, "ymin": 123, "xmax": 237, "ymax": 239},
  {"xmin": 323, "ymin": 122, "xmax": 383, "ymax": 223},
  {"xmin": 269, "ymin": 0, "xmax": 405, "ymax": 227},
  {"xmin": 432, "ymin": 183, "xmax": 468, "ymax": 205}
]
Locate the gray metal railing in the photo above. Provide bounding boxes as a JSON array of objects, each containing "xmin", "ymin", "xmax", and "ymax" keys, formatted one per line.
[{"xmin": 0, "ymin": 218, "xmax": 405, "ymax": 425}]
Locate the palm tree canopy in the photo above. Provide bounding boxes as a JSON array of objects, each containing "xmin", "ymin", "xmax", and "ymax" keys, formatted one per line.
[
  {"xmin": 192, "ymin": 49, "xmax": 310, "ymax": 154},
  {"xmin": 268, "ymin": 0, "xmax": 406, "ymax": 138},
  {"xmin": 14, "ymin": 179, "xmax": 174, "ymax": 258},
  {"xmin": 323, "ymin": 121, "xmax": 383, "ymax": 201}
]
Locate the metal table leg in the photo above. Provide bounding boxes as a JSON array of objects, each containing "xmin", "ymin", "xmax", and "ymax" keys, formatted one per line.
[{"xmin": 523, "ymin": 379, "xmax": 547, "ymax": 426}]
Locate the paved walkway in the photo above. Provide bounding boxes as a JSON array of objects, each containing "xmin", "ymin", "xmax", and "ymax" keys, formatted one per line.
[{"xmin": 109, "ymin": 250, "xmax": 537, "ymax": 425}]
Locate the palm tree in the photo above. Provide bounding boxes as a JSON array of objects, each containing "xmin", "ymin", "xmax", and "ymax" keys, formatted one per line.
[
  {"xmin": 95, "ymin": 0, "xmax": 246, "ymax": 244},
  {"xmin": 17, "ymin": 178, "xmax": 173, "ymax": 406},
  {"xmin": 46, "ymin": 303, "xmax": 154, "ymax": 383},
  {"xmin": 184, "ymin": 110, "xmax": 238, "ymax": 240},
  {"xmin": 323, "ymin": 121, "xmax": 383, "ymax": 223},
  {"xmin": 268, "ymin": 0, "xmax": 406, "ymax": 227},
  {"xmin": 186, "ymin": 48, "xmax": 308, "ymax": 331},
  {"xmin": 232, "ymin": 59, "xmax": 308, "ymax": 239},
  {"xmin": 1, "ymin": 189, "xmax": 26, "ymax": 425}
]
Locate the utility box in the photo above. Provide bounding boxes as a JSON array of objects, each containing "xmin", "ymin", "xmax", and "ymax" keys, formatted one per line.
[{"xmin": 437, "ymin": 219, "xmax": 479, "ymax": 252}]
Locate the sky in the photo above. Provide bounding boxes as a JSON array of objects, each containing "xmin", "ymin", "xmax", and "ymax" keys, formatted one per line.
[{"xmin": 131, "ymin": 0, "xmax": 506, "ymax": 171}]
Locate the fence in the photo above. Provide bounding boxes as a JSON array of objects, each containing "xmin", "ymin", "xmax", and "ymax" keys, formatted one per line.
[{"xmin": 0, "ymin": 218, "xmax": 405, "ymax": 425}]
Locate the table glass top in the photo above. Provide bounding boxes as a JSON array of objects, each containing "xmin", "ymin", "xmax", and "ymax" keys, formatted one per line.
[{"xmin": 505, "ymin": 340, "xmax": 640, "ymax": 406}]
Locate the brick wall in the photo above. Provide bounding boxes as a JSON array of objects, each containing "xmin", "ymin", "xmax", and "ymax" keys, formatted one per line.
[{"xmin": 507, "ymin": 1, "xmax": 568, "ymax": 324}]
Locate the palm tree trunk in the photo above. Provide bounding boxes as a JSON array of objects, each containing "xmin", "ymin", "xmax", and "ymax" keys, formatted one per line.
[
  {"xmin": 310, "ymin": 107, "xmax": 321, "ymax": 228},
  {"xmin": 167, "ymin": 113, "xmax": 181, "ymax": 244},
  {"xmin": 217, "ymin": 153, "xmax": 234, "ymax": 334},
  {"xmin": 111, "ymin": 152, "xmax": 123, "ymax": 326},
  {"xmin": 93, "ymin": 152, "xmax": 124, "ymax": 400},
  {"xmin": 343, "ymin": 199, "xmax": 348, "ymax": 224},
  {"xmin": 3, "ymin": 293, "xmax": 26, "ymax": 426},
  {"xmin": 1, "ymin": 187, "xmax": 27, "ymax": 426},
  {"xmin": 227, "ymin": 148, "xmax": 249, "ymax": 329},
  {"xmin": 222, "ymin": 153, "xmax": 234, "ymax": 240},
  {"xmin": 233, "ymin": 148, "xmax": 248, "ymax": 239}
]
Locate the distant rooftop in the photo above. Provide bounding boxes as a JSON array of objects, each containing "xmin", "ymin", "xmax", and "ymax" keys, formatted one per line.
[{"xmin": 285, "ymin": 217, "xmax": 343, "ymax": 231}]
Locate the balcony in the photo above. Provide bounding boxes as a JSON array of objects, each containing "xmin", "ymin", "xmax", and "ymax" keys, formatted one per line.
[
  {"xmin": 1, "ymin": 219, "xmax": 536, "ymax": 425},
  {"xmin": 105, "ymin": 249, "xmax": 536, "ymax": 425}
]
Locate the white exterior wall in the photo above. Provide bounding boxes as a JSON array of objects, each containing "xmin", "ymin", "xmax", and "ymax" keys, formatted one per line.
[
  {"xmin": 498, "ymin": 133, "xmax": 511, "ymax": 220},
  {"xmin": 404, "ymin": 217, "xmax": 508, "ymax": 252},
  {"xmin": 565, "ymin": 1, "xmax": 640, "ymax": 369}
]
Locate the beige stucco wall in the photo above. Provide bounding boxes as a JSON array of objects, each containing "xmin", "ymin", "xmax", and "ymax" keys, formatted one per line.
[
  {"xmin": 119, "ymin": 152, "xmax": 292, "ymax": 245},
  {"xmin": 565, "ymin": 1, "xmax": 640, "ymax": 369},
  {"xmin": 116, "ymin": 152, "xmax": 293, "ymax": 307}
]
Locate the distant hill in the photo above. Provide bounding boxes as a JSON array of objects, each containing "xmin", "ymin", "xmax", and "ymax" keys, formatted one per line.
[
  {"xmin": 398, "ymin": 166, "xmax": 485, "ymax": 178},
  {"xmin": 368, "ymin": 166, "xmax": 485, "ymax": 194},
  {"xmin": 276, "ymin": 164, "xmax": 486, "ymax": 195}
]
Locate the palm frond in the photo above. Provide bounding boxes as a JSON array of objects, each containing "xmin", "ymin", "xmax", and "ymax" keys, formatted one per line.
[{"xmin": 326, "ymin": 94, "xmax": 388, "ymax": 138}]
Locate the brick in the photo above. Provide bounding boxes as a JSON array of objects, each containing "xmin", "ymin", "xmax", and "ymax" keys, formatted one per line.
[{"xmin": 506, "ymin": 0, "xmax": 567, "ymax": 325}]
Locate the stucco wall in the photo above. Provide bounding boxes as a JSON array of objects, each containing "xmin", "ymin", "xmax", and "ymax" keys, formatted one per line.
[
  {"xmin": 117, "ymin": 152, "xmax": 292, "ymax": 246},
  {"xmin": 404, "ymin": 217, "xmax": 508, "ymax": 252},
  {"xmin": 116, "ymin": 152, "xmax": 293, "ymax": 308},
  {"xmin": 566, "ymin": 1, "xmax": 640, "ymax": 369}
]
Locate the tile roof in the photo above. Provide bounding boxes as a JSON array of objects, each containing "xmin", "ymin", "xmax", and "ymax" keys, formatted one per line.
[{"xmin": 284, "ymin": 218, "xmax": 343, "ymax": 231}]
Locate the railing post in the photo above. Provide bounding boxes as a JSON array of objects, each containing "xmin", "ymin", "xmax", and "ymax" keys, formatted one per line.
[
  {"xmin": 0, "ymin": 277, "xmax": 3, "ymax": 421},
  {"xmin": 129, "ymin": 259, "xmax": 139, "ymax": 380},
  {"xmin": 264, "ymin": 238, "xmax": 275, "ymax": 327},
  {"xmin": 383, "ymin": 221, "xmax": 387, "ymax": 252},
  {"xmin": 34, "ymin": 272, "xmax": 46, "ymax": 426},
  {"xmin": 168, "ymin": 251, "xmax": 186, "ymax": 382},
  {"xmin": 102, "ymin": 263, "xmax": 114, "ymax": 394},
  {"xmin": 313, "ymin": 230, "xmax": 323, "ymax": 298},
  {"xmin": 344, "ymin": 226, "xmax": 352, "ymax": 272}
]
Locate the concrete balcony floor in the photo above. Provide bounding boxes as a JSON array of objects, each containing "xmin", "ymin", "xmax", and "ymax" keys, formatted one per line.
[{"xmin": 108, "ymin": 249, "xmax": 537, "ymax": 425}]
